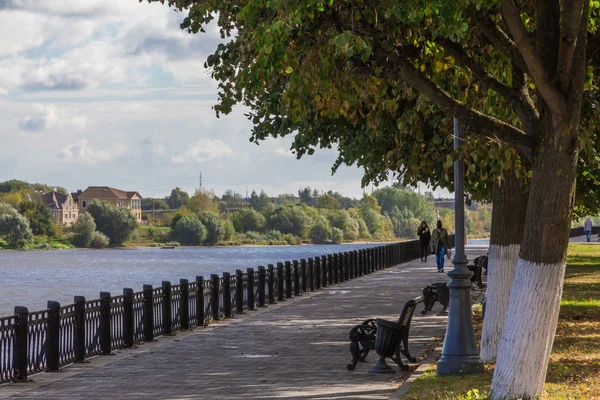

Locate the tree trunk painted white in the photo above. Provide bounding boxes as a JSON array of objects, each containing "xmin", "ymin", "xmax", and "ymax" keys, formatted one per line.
[
  {"xmin": 480, "ymin": 244, "xmax": 520, "ymax": 362},
  {"xmin": 490, "ymin": 258, "xmax": 566, "ymax": 399}
]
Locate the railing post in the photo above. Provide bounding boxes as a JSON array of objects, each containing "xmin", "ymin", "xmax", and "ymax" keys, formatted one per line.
[
  {"xmin": 293, "ymin": 261, "xmax": 301, "ymax": 296},
  {"xmin": 277, "ymin": 262, "xmax": 285, "ymax": 301},
  {"xmin": 180, "ymin": 279, "xmax": 190, "ymax": 330},
  {"xmin": 162, "ymin": 281, "xmax": 172, "ymax": 335},
  {"xmin": 330, "ymin": 254, "xmax": 337, "ymax": 284},
  {"xmin": 247, "ymin": 268, "xmax": 256, "ymax": 310},
  {"xmin": 268, "ymin": 264, "xmax": 277, "ymax": 304},
  {"xmin": 353, "ymin": 250, "xmax": 358, "ymax": 277},
  {"xmin": 258, "ymin": 266, "xmax": 267, "ymax": 307},
  {"xmin": 285, "ymin": 261, "xmax": 294, "ymax": 299},
  {"xmin": 196, "ymin": 276, "xmax": 206, "ymax": 326},
  {"xmin": 347, "ymin": 251, "xmax": 353, "ymax": 279},
  {"xmin": 13, "ymin": 306, "xmax": 28, "ymax": 381},
  {"xmin": 300, "ymin": 259, "xmax": 308, "ymax": 292},
  {"xmin": 322, "ymin": 255, "xmax": 329, "ymax": 287},
  {"xmin": 46, "ymin": 301, "xmax": 60, "ymax": 372},
  {"xmin": 74, "ymin": 296, "xmax": 86, "ymax": 362},
  {"xmin": 143, "ymin": 285, "xmax": 154, "ymax": 341},
  {"xmin": 308, "ymin": 258, "xmax": 316, "ymax": 291},
  {"xmin": 223, "ymin": 272, "xmax": 232, "ymax": 317},
  {"xmin": 123, "ymin": 288, "xmax": 134, "ymax": 347},
  {"xmin": 236, "ymin": 270, "xmax": 244, "ymax": 313},
  {"xmin": 357, "ymin": 250, "xmax": 363, "ymax": 277},
  {"xmin": 210, "ymin": 274, "xmax": 220, "ymax": 321},
  {"xmin": 100, "ymin": 291, "xmax": 112, "ymax": 355}
]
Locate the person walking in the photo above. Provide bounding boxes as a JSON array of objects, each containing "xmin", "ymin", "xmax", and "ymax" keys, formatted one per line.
[
  {"xmin": 417, "ymin": 221, "xmax": 431, "ymax": 262},
  {"xmin": 431, "ymin": 220, "xmax": 449, "ymax": 272},
  {"xmin": 584, "ymin": 217, "xmax": 593, "ymax": 242}
]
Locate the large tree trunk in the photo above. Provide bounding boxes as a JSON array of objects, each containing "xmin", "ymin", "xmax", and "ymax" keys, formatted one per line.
[
  {"xmin": 490, "ymin": 116, "xmax": 578, "ymax": 399},
  {"xmin": 480, "ymin": 172, "xmax": 528, "ymax": 362}
]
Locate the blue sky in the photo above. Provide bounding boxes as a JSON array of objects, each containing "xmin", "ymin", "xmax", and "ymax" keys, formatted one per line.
[{"xmin": 0, "ymin": 1, "xmax": 450, "ymax": 199}]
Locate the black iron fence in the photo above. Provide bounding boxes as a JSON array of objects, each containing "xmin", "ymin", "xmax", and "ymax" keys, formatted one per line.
[{"xmin": 0, "ymin": 239, "xmax": 447, "ymax": 384}]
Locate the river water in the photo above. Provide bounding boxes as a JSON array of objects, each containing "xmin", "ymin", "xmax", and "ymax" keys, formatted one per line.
[{"xmin": 0, "ymin": 243, "xmax": 383, "ymax": 316}]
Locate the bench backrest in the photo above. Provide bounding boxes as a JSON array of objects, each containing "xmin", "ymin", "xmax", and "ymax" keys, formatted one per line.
[{"xmin": 396, "ymin": 299, "xmax": 418, "ymax": 330}]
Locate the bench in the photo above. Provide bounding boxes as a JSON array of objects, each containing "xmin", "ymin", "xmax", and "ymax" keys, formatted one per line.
[
  {"xmin": 421, "ymin": 283, "xmax": 449, "ymax": 315},
  {"xmin": 467, "ymin": 255, "xmax": 487, "ymax": 289},
  {"xmin": 346, "ymin": 297, "xmax": 421, "ymax": 371}
]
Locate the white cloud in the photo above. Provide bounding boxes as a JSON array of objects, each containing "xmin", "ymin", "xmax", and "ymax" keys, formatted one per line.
[
  {"xmin": 19, "ymin": 103, "xmax": 87, "ymax": 132},
  {"xmin": 171, "ymin": 139, "xmax": 233, "ymax": 163},
  {"xmin": 275, "ymin": 147, "xmax": 295, "ymax": 157},
  {"xmin": 59, "ymin": 139, "xmax": 127, "ymax": 164}
]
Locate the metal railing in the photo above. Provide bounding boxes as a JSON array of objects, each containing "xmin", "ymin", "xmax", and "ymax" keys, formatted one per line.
[{"xmin": 0, "ymin": 239, "xmax": 436, "ymax": 383}]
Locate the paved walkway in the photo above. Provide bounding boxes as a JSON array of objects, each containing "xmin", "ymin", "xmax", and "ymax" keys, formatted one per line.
[{"xmin": 1, "ymin": 249, "xmax": 485, "ymax": 400}]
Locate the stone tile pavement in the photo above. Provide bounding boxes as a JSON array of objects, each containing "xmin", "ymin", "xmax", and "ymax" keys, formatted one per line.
[{"xmin": 1, "ymin": 249, "xmax": 486, "ymax": 400}]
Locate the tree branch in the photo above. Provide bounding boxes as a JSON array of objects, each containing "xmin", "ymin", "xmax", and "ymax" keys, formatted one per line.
[
  {"xmin": 395, "ymin": 58, "xmax": 534, "ymax": 159},
  {"xmin": 500, "ymin": 0, "xmax": 567, "ymax": 116},
  {"xmin": 438, "ymin": 38, "xmax": 539, "ymax": 136},
  {"xmin": 557, "ymin": 0, "xmax": 586, "ymax": 94}
]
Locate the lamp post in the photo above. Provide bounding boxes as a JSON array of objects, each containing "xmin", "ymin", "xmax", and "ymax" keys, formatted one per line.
[{"xmin": 436, "ymin": 118, "xmax": 484, "ymax": 376}]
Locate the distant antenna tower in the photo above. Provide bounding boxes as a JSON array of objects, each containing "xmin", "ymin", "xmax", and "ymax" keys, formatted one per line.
[{"xmin": 199, "ymin": 172, "xmax": 203, "ymax": 190}]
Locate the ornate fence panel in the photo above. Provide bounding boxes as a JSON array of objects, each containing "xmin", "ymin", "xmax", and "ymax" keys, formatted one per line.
[
  {"xmin": 84, "ymin": 299, "xmax": 102, "ymax": 357},
  {"xmin": 27, "ymin": 310, "xmax": 48, "ymax": 375},
  {"xmin": 133, "ymin": 291, "xmax": 145, "ymax": 342},
  {"xmin": 110, "ymin": 295, "xmax": 125, "ymax": 349},
  {"xmin": 171, "ymin": 285, "xmax": 182, "ymax": 331},
  {"xmin": 203, "ymin": 279, "xmax": 213, "ymax": 323},
  {"xmin": 58, "ymin": 304, "xmax": 76, "ymax": 366},
  {"xmin": 152, "ymin": 287, "xmax": 164, "ymax": 337},
  {"xmin": 0, "ymin": 315, "xmax": 15, "ymax": 383},
  {"xmin": 188, "ymin": 281, "xmax": 198, "ymax": 326}
]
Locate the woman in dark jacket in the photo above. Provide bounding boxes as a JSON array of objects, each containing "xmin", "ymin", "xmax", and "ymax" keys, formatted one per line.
[{"xmin": 417, "ymin": 221, "xmax": 431, "ymax": 262}]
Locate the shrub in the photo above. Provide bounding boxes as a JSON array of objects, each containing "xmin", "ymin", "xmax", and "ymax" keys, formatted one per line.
[
  {"xmin": 87, "ymin": 201, "xmax": 138, "ymax": 246},
  {"xmin": 153, "ymin": 229, "xmax": 172, "ymax": 243},
  {"xmin": 244, "ymin": 231, "xmax": 267, "ymax": 241},
  {"xmin": 310, "ymin": 218, "xmax": 331, "ymax": 244},
  {"xmin": 231, "ymin": 209, "xmax": 266, "ymax": 233},
  {"xmin": 267, "ymin": 206, "xmax": 312, "ymax": 237},
  {"xmin": 223, "ymin": 219, "xmax": 235, "ymax": 241},
  {"xmin": 282, "ymin": 233, "xmax": 301, "ymax": 245},
  {"xmin": 173, "ymin": 215, "xmax": 207, "ymax": 245},
  {"xmin": 90, "ymin": 231, "xmax": 110, "ymax": 249},
  {"xmin": 0, "ymin": 202, "xmax": 17, "ymax": 217},
  {"xmin": 331, "ymin": 227, "xmax": 344, "ymax": 244},
  {"xmin": 0, "ymin": 214, "xmax": 32, "ymax": 248},
  {"xmin": 71, "ymin": 212, "xmax": 96, "ymax": 248},
  {"xmin": 198, "ymin": 212, "xmax": 225, "ymax": 245},
  {"xmin": 266, "ymin": 230, "xmax": 283, "ymax": 240}
]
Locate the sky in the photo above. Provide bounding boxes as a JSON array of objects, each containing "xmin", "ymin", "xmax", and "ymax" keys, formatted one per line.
[{"xmin": 0, "ymin": 1, "xmax": 451, "ymax": 200}]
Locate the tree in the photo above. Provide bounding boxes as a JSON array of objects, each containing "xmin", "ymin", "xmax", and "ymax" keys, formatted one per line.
[
  {"xmin": 327, "ymin": 210, "xmax": 359, "ymax": 241},
  {"xmin": 0, "ymin": 214, "xmax": 32, "ymax": 248},
  {"xmin": 310, "ymin": 217, "xmax": 331, "ymax": 244},
  {"xmin": 18, "ymin": 200, "xmax": 54, "ymax": 236},
  {"xmin": 173, "ymin": 215, "xmax": 206, "ymax": 246},
  {"xmin": 267, "ymin": 206, "xmax": 312, "ymax": 238},
  {"xmin": 86, "ymin": 201, "xmax": 138, "ymax": 246},
  {"xmin": 298, "ymin": 186, "xmax": 314, "ymax": 205},
  {"xmin": 330, "ymin": 227, "xmax": 344, "ymax": 244},
  {"xmin": 188, "ymin": 189, "xmax": 220, "ymax": 214},
  {"xmin": 316, "ymin": 194, "xmax": 338, "ymax": 210},
  {"xmin": 198, "ymin": 212, "xmax": 225, "ymax": 245},
  {"xmin": 71, "ymin": 212, "xmax": 96, "ymax": 248},
  {"xmin": 223, "ymin": 219, "xmax": 236, "ymax": 241},
  {"xmin": 90, "ymin": 231, "xmax": 110, "ymax": 249},
  {"xmin": 0, "ymin": 202, "xmax": 17, "ymax": 217},
  {"xmin": 167, "ymin": 187, "xmax": 189, "ymax": 209},
  {"xmin": 149, "ymin": 1, "xmax": 600, "ymax": 397},
  {"xmin": 232, "ymin": 209, "xmax": 266, "ymax": 233}
]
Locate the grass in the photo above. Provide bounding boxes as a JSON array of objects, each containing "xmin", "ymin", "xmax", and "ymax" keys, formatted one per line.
[{"xmin": 404, "ymin": 243, "xmax": 600, "ymax": 399}]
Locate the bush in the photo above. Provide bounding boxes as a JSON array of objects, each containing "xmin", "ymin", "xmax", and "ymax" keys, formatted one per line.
[
  {"xmin": 87, "ymin": 201, "xmax": 138, "ymax": 246},
  {"xmin": 153, "ymin": 229, "xmax": 172, "ymax": 243},
  {"xmin": 282, "ymin": 233, "xmax": 301, "ymax": 245},
  {"xmin": 198, "ymin": 212, "xmax": 225, "ymax": 245},
  {"xmin": 0, "ymin": 214, "xmax": 32, "ymax": 248},
  {"xmin": 231, "ymin": 209, "xmax": 266, "ymax": 233},
  {"xmin": 71, "ymin": 213, "xmax": 96, "ymax": 248},
  {"xmin": 310, "ymin": 218, "xmax": 331, "ymax": 244},
  {"xmin": 243, "ymin": 231, "xmax": 267, "ymax": 241},
  {"xmin": 0, "ymin": 202, "xmax": 17, "ymax": 217},
  {"xmin": 90, "ymin": 231, "xmax": 110, "ymax": 249},
  {"xmin": 223, "ymin": 219, "xmax": 235, "ymax": 241},
  {"xmin": 331, "ymin": 227, "xmax": 344, "ymax": 244},
  {"xmin": 266, "ymin": 230, "xmax": 282, "ymax": 240},
  {"xmin": 173, "ymin": 215, "xmax": 206, "ymax": 245},
  {"xmin": 267, "ymin": 206, "xmax": 312, "ymax": 237}
]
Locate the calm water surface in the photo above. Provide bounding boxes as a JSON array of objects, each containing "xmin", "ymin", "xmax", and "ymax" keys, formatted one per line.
[{"xmin": 0, "ymin": 244, "xmax": 381, "ymax": 316}]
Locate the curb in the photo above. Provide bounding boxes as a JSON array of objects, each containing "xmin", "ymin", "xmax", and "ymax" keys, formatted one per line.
[{"xmin": 389, "ymin": 345, "xmax": 443, "ymax": 399}]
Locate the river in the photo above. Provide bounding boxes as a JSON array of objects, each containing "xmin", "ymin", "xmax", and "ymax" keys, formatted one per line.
[{"xmin": 0, "ymin": 243, "xmax": 383, "ymax": 316}]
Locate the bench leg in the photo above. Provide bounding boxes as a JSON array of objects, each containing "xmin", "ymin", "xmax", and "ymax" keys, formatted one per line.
[
  {"xmin": 400, "ymin": 335, "xmax": 416, "ymax": 363},
  {"xmin": 392, "ymin": 343, "xmax": 409, "ymax": 371},
  {"xmin": 347, "ymin": 340, "xmax": 361, "ymax": 371}
]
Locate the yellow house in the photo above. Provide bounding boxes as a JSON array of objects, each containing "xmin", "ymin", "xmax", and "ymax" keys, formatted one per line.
[{"xmin": 73, "ymin": 186, "xmax": 142, "ymax": 223}]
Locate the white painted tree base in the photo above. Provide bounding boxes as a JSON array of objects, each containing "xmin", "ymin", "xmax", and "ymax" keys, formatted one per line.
[
  {"xmin": 480, "ymin": 244, "xmax": 520, "ymax": 362},
  {"xmin": 490, "ymin": 258, "xmax": 566, "ymax": 399}
]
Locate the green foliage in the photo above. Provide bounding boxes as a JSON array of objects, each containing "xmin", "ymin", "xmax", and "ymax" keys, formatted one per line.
[
  {"xmin": 173, "ymin": 215, "xmax": 207, "ymax": 246},
  {"xmin": 310, "ymin": 218, "xmax": 331, "ymax": 244},
  {"xmin": 249, "ymin": 190, "xmax": 274, "ymax": 213},
  {"xmin": 331, "ymin": 227, "xmax": 344, "ymax": 244},
  {"xmin": 0, "ymin": 180, "xmax": 67, "ymax": 195},
  {"xmin": 266, "ymin": 230, "xmax": 283, "ymax": 240},
  {"xmin": 232, "ymin": 209, "xmax": 266, "ymax": 233},
  {"xmin": 327, "ymin": 210, "xmax": 360, "ymax": 241},
  {"xmin": 0, "ymin": 202, "xmax": 17, "ymax": 217},
  {"xmin": 374, "ymin": 187, "xmax": 436, "ymax": 238},
  {"xmin": 90, "ymin": 231, "xmax": 110, "ymax": 249},
  {"xmin": 316, "ymin": 194, "xmax": 338, "ymax": 210},
  {"xmin": 71, "ymin": 212, "xmax": 96, "ymax": 248},
  {"xmin": 267, "ymin": 206, "xmax": 313, "ymax": 238},
  {"xmin": 18, "ymin": 200, "xmax": 54, "ymax": 236},
  {"xmin": 166, "ymin": 187, "xmax": 189, "ymax": 209},
  {"xmin": 0, "ymin": 213, "xmax": 32, "ymax": 248},
  {"xmin": 86, "ymin": 200, "xmax": 139, "ymax": 246},
  {"xmin": 187, "ymin": 189, "xmax": 220, "ymax": 214},
  {"xmin": 223, "ymin": 219, "xmax": 236, "ymax": 241},
  {"xmin": 198, "ymin": 212, "xmax": 225, "ymax": 245}
]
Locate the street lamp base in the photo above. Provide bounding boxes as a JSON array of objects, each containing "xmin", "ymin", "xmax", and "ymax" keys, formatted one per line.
[{"xmin": 436, "ymin": 354, "xmax": 484, "ymax": 376}]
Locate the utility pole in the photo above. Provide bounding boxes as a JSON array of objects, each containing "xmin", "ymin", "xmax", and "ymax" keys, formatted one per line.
[
  {"xmin": 199, "ymin": 173, "xmax": 203, "ymax": 190},
  {"xmin": 151, "ymin": 200, "xmax": 155, "ymax": 227}
]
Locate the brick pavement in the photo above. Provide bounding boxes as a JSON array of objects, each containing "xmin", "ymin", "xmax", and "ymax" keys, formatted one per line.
[{"xmin": 1, "ymin": 250, "xmax": 485, "ymax": 400}]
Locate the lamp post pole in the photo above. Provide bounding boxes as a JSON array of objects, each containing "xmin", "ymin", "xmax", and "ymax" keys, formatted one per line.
[{"xmin": 436, "ymin": 118, "xmax": 484, "ymax": 376}]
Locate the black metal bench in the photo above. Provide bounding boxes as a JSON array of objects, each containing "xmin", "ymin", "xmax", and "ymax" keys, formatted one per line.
[
  {"xmin": 467, "ymin": 255, "xmax": 487, "ymax": 289},
  {"xmin": 346, "ymin": 297, "xmax": 421, "ymax": 371},
  {"xmin": 421, "ymin": 282, "xmax": 449, "ymax": 315}
]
